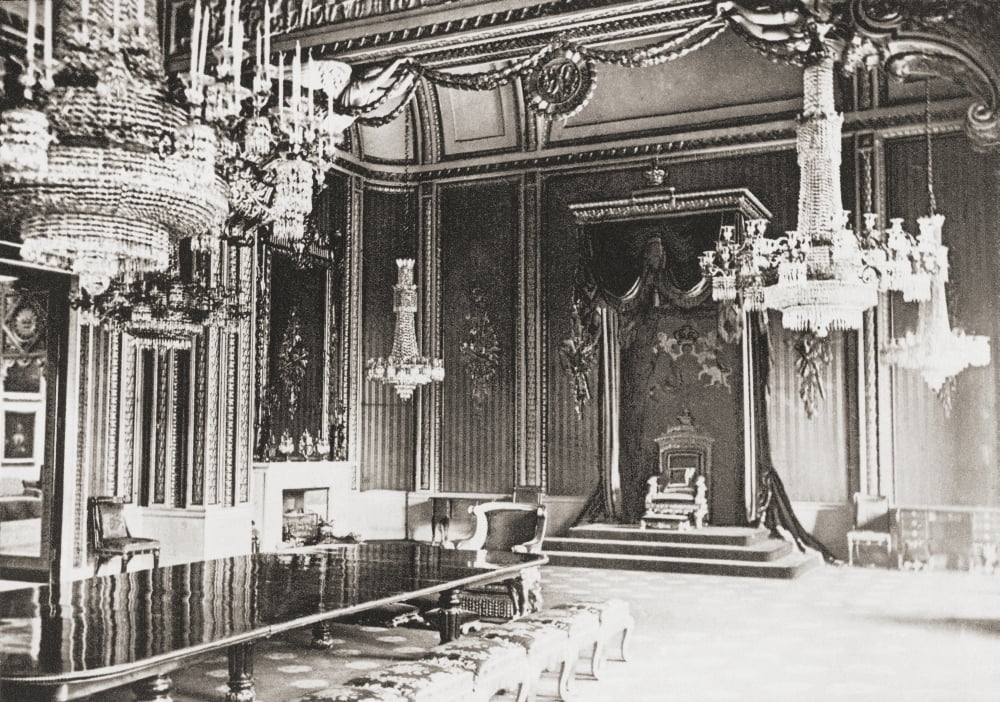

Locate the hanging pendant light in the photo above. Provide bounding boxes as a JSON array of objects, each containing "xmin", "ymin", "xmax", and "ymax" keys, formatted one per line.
[
  {"xmin": 364, "ymin": 114, "xmax": 443, "ymax": 400},
  {"xmin": 881, "ymin": 81, "xmax": 990, "ymax": 391}
]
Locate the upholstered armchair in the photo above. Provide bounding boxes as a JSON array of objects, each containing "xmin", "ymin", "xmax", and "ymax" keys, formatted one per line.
[
  {"xmin": 846, "ymin": 493, "xmax": 894, "ymax": 568},
  {"xmin": 89, "ymin": 496, "xmax": 161, "ymax": 574},
  {"xmin": 452, "ymin": 502, "xmax": 547, "ymax": 619}
]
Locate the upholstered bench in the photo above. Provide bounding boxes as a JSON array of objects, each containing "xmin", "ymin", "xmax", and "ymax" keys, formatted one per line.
[
  {"xmin": 419, "ymin": 636, "xmax": 529, "ymax": 702},
  {"xmin": 341, "ymin": 660, "xmax": 475, "ymax": 702},
  {"xmin": 550, "ymin": 598, "xmax": 633, "ymax": 675},
  {"xmin": 474, "ymin": 620, "xmax": 576, "ymax": 701},
  {"xmin": 518, "ymin": 607, "xmax": 603, "ymax": 680}
]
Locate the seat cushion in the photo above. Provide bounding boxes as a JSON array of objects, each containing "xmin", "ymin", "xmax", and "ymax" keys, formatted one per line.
[
  {"xmin": 346, "ymin": 661, "xmax": 474, "ymax": 702},
  {"xmin": 99, "ymin": 538, "xmax": 160, "ymax": 554},
  {"xmin": 551, "ymin": 599, "xmax": 631, "ymax": 626},
  {"xmin": 298, "ymin": 685, "xmax": 408, "ymax": 702}
]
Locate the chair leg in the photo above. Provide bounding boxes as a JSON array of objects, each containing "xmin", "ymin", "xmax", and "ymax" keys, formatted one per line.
[
  {"xmin": 557, "ymin": 658, "xmax": 573, "ymax": 701},
  {"xmin": 152, "ymin": 550, "xmax": 160, "ymax": 571},
  {"xmin": 619, "ymin": 625, "xmax": 631, "ymax": 662},
  {"xmin": 589, "ymin": 640, "xmax": 603, "ymax": 679},
  {"xmin": 121, "ymin": 554, "xmax": 132, "ymax": 573}
]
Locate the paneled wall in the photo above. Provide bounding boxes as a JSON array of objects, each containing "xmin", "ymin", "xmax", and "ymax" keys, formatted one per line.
[
  {"xmin": 360, "ymin": 187, "xmax": 418, "ymax": 491},
  {"xmin": 438, "ymin": 181, "xmax": 519, "ymax": 494},
  {"xmin": 885, "ymin": 135, "xmax": 1000, "ymax": 507}
]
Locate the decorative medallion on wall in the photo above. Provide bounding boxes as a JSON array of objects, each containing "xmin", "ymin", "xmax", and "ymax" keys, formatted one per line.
[
  {"xmin": 524, "ymin": 47, "xmax": 596, "ymax": 119},
  {"xmin": 460, "ymin": 285, "xmax": 502, "ymax": 408},
  {"xmin": 791, "ymin": 330, "xmax": 831, "ymax": 419},
  {"xmin": 654, "ymin": 324, "xmax": 733, "ymax": 391}
]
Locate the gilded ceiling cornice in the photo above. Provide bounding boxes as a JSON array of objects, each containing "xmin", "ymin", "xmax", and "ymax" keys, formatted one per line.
[
  {"xmin": 846, "ymin": 0, "xmax": 1000, "ymax": 152},
  {"xmin": 299, "ymin": 0, "xmax": 717, "ymax": 66},
  {"xmin": 331, "ymin": 97, "xmax": 967, "ymax": 183}
]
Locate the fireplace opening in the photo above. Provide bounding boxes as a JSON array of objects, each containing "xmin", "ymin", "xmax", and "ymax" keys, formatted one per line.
[{"xmin": 282, "ymin": 488, "xmax": 329, "ymax": 544}]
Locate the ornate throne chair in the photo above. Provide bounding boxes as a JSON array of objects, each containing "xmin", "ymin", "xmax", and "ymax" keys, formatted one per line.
[
  {"xmin": 452, "ymin": 501, "xmax": 548, "ymax": 620},
  {"xmin": 89, "ymin": 496, "xmax": 161, "ymax": 574},
  {"xmin": 641, "ymin": 411, "xmax": 712, "ymax": 530}
]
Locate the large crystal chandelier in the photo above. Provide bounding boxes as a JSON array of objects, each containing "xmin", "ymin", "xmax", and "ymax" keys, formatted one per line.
[
  {"xmin": 700, "ymin": 55, "xmax": 937, "ymax": 336},
  {"xmin": 881, "ymin": 83, "xmax": 990, "ymax": 391},
  {"xmin": 0, "ymin": 0, "xmax": 228, "ymax": 296},
  {"xmin": 365, "ymin": 259, "xmax": 444, "ymax": 400},
  {"xmin": 182, "ymin": 0, "xmax": 351, "ymax": 254}
]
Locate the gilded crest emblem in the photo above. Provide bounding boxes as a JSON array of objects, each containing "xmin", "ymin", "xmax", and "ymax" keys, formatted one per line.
[{"xmin": 524, "ymin": 48, "xmax": 596, "ymax": 119}]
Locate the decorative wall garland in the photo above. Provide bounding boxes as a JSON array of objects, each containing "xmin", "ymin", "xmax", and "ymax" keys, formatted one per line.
[{"xmin": 350, "ymin": 11, "xmax": 727, "ymax": 126}]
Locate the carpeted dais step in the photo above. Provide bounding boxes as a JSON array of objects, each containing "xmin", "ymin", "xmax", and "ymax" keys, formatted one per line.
[
  {"xmin": 566, "ymin": 525, "xmax": 771, "ymax": 547},
  {"xmin": 543, "ymin": 536, "xmax": 793, "ymax": 562},
  {"xmin": 544, "ymin": 549, "xmax": 822, "ymax": 579}
]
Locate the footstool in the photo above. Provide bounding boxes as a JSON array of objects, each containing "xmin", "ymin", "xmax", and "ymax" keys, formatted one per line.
[
  {"xmin": 345, "ymin": 660, "xmax": 475, "ymax": 702},
  {"xmin": 550, "ymin": 598, "xmax": 633, "ymax": 673},
  {"xmin": 420, "ymin": 636, "xmax": 529, "ymax": 702},
  {"xmin": 518, "ymin": 607, "xmax": 603, "ymax": 679},
  {"xmin": 475, "ymin": 620, "xmax": 576, "ymax": 701}
]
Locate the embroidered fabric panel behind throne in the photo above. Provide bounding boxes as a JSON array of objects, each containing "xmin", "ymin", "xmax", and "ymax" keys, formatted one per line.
[{"xmin": 608, "ymin": 223, "xmax": 743, "ymax": 525}]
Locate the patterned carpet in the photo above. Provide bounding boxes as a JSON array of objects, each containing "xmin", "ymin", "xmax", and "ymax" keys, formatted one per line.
[{"xmin": 98, "ymin": 563, "xmax": 1000, "ymax": 701}]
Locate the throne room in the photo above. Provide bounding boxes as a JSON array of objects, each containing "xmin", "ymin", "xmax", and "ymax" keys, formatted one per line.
[{"xmin": 1, "ymin": 1, "xmax": 999, "ymax": 700}]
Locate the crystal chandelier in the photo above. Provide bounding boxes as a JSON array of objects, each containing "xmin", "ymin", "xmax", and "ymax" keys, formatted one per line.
[
  {"xmin": 80, "ymin": 243, "xmax": 249, "ymax": 349},
  {"xmin": 0, "ymin": 0, "xmax": 229, "ymax": 296},
  {"xmin": 881, "ymin": 82, "xmax": 990, "ymax": 391},
  {"xmin": 700, "ymin": 55, "xmax": 939, "ymax": 336},
  {"xmin": 365, "ymin": 259, "xmax": 444, "ymax": 400},
  {"xmin": 181, "ymin": 0, "xmax": 351, "ymax": 254}
]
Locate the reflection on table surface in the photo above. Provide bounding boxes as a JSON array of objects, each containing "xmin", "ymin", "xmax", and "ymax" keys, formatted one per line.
[{"xmin": 0, "ymin": 542, "xmax": 543, "ymax": 679}]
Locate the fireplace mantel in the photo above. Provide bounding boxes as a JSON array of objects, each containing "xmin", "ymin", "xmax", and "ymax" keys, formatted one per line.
[{"xmin": 252, "ymin": 460, "xmax": 356, "ymax": 551}]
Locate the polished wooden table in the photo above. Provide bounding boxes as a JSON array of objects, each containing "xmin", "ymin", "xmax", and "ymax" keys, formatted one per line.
[{"xmin": 0, "ymin": 542, "xmax": 546, "ymax": 701}]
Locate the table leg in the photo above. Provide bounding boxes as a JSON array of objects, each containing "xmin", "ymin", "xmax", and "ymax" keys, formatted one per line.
[
  {"xmin": 227, "ymin": 642, "xmax": 256, "ymax": 702},
  {"xmin": 133, "ymin": 674, "xmax": 172, "ymax": 701},
  {"xmin": 311, "ymin": 620, "xmax": 337, "ymax": 649},
  {"xmin": 435, "ymin": 588, "xmax": 466, "ymax": 644}
]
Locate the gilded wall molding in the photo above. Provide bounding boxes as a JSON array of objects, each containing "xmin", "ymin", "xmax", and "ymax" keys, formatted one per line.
[
  {"xmin": 346, "ymin": 175, "xmax": 366, "ymax": 472},
  {"xmin": 519, "ymin": 171, "xmax": 544, "ymax": 488}
]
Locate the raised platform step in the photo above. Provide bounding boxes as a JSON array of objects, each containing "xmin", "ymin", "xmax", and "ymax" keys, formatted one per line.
[
  {"xmin": 544, "ymin": 549, "xmax": 822, "ymax": 579},
  {"xmin": 566, "ymin": 524, "xmax": 771, "ymax": 547},
  {"xmin": 543, "ymin": 536, "xmax": 793, "ymax": 562}
]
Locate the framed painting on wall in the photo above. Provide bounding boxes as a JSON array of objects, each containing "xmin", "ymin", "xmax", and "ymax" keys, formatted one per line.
[{"xmin": 2, "ymin": 406, "xmax": 41, "ymax": 465}]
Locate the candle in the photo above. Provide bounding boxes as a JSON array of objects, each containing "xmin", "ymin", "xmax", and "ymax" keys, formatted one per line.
[
  {"xmin": 190, "ymin": 0, "xmax": 201, "ymax": 85},
  {"xmin": 136, "ymin": 0, "xmax": 144, "ymax": 26},
  {"xmin": 263, "ymin": 2, "xmax": 271, "ymax": 77},
  {"xmin": 234, "ymin": 21, "xmax": 243, "ymax": 87},
  {"xmin": 232, "ymin": 0, "xmax": 241, "ymax": 54},
  {"xmin": 81, "ymin": 0, "xmax": 89, "ymax": 19},
  {"xmin": 222, "ymin": 0, "xmax": 232, "ymax": 56},
  {"xmin": 112, "ymin": 0, "xmax": 120, "ymax": 39},
  {"xmin": 198, "ymin": 6, "xmax": 210, "ymax": 77},
  {"xmin": 42, "ymin": 0, "xmax": 52, "ymax": 80},
  {"xmin": 26, "ymin": 0, "xmax": 36, "ymax": 77},
  {"xmin": 293, "ymin": 41, "xmax": 301, "ymax": 105},
  {"xmin": 277, "ymin": 52, "xmax": 284, "ymax": 115},
  {"xmin": 255, "ymin": 29, "xmax": 261, "ymax": 71}
]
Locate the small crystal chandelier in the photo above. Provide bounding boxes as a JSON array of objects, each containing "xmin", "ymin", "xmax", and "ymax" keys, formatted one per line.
[
  {"xmin": 881, "ymin": 81, "xmax": 990, "ymax": 391},
  {"xmin": 365, "ymin": 259, "xmax": 444, "ymax": 400},
  {"xmin": 700, "ymin": 55, "xmax": 937, "ymax": 336}
]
